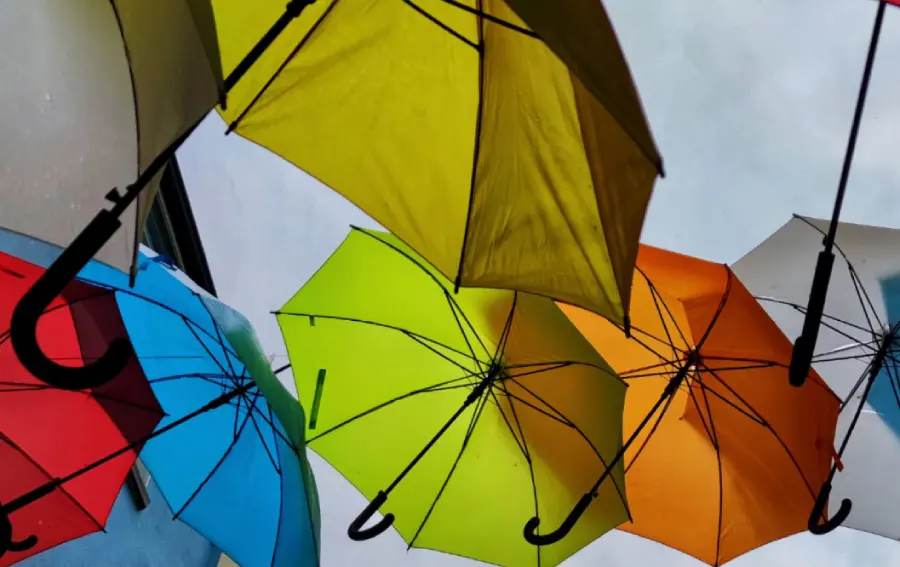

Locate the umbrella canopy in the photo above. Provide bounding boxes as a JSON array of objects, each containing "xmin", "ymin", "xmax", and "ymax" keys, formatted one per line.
[
  {"xmin": 276, "ymin": 227, "xmax": 628, "ymax": 567},
  {"xmin": 217, "ymin": 0, "xmax": 663, "ymax": 324},
  {"xmin": 556, "ymin": 244, "xmax": 840, "ymax": 566},
  {"xmin": 733, "ymin": 215, "xmax": 900, "ymax": 541},
  {"xmin": 0, "ymin": 0, "xmax": 222, "ymax": 273},
  {"xmin": 0, "ymin": 244, "xmax": 163, "ymax": 564},
  {"xmin": 0, "ymin": 230, "xmax": 320, "ymax": 567},
  {"xmin": 125, "ymin": 255, "xmax": 321, "ymax": 567}
]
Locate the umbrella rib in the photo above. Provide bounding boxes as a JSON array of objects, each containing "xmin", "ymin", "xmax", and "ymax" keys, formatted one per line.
[
  {"xmin": 407, "ymin": 331, "xmax": 485, "ymax": 380},
  {"xmin": 876, "ymin": 364, "xmax": 900, "ymax": 418},
  {"xmin": 755, "ymin": 296, "xmax": 875, "ymax": 338},
  {"xmin": 793, "ymin": 215, "xmax": 884, "ymax": 333},
  {"xmin": 225, "ymin": 0, "xmax": 340, "ymax": 134},
  {"xmin": 685, "ymin": 377, "xmax": 716, "ymax": 445},
  {"xmin": 75, "ymin": 276, "xmax": 245, "ymax": 361},
  {"xmin": 487, "ymin": 387, "xmax": 529, "ymax": 458},
  {"xmin": 406, "ymin": 385, "xmax": 491, "ymax": 550},
  {"xmin": 438, "ymin": 0, "xmax": 540, "ymax": 39},
  {"xmin": 506, "ymin": 361, "xmax": 624, "ymax": 387},
  {"xmin": 88, "ymin": 390, "xmax": 167, "ymax": 417},
  {"xmin": 444, "ymin": 290, "xmax": 492, "ymax": 366},
  {"xmin": 701, "ymin": 368, "xmax": 818, "ymax": 499},
  {"xmin": 448, "ymin": 0, "xmax": 485, "ymax": 297},
  {"xmin": 639, "ymin": 267, "xmax": 690, "ymax": 358},
  {"xmin": 491, "ymin": 292, "xmax": 518, "ymax": 367},
  {"xmin": 402, "ymin": 0, "xmax": 479, "ymax": 49},
  {"xmin": 623, "ymin": 384, "xmax": 679, "ymax": 474},
  {"xmin": 0, "ymin": 433, "xmax": 106, "ymax": 535},
  {"xmin": 698, "ymin": 366, "xmax": 771, "ymax": 427},
  {"xmin": 839, "ymin": 355, "xmax": 877, "ymax": 411},
  {"xmin": 848, "ymin": 267, "xmax": 883, "ymax": 336},
  {"xmin": 694, "ymin": 380, "xmax": 766, "ymax": 427},
  {"xmin": 621, "ymin": 324, "xmax": 679, "ymax": 361},
  {"xmin": 275, "ymin": 312, "xmax": 482, "ymax": 365},
  {"xmin": 248, "ymin": 403, "xmax": 281, "ymax": 474},
  {"xmin": 181, "ymin": 317, "xmax": 241, "ymax": 389},
  {"xmin": 505, "ymin": 360, "xmax": 624, "ymax": 383},
  {"xmin": 194, "ymin": 293, "xmax": 241, "ymax": 378},
  {"xmin": 173, "ymin": 389, "xmax": 261, "ymax": 519},
  {"xmin": 507, "ymin": 376, "xmax": 628, "ymax": 507},
  {"xmin": 697, "ymin": 380, "xmax": 724, "ymax": 566},
  {"xmin": 352, "ymin": 228, "xmax": 496, "ymax": 361},
  {"xmin": 149, "ymin": 372, "xmax": 235, "ymax": 387},
  {"xmin": 493, "ymin": 378, "xmax": 544, "ymax": 566},
  {"xmin": 306, "ymin": 377, "xmax": 480, "ymax": 443},
  {"xmin": 264, "ymin": 402, "xmax": 294, "ymax": 567},
  {"xmin": 252, "ymin": 406, "xmax": 301, "ymax": 454}
]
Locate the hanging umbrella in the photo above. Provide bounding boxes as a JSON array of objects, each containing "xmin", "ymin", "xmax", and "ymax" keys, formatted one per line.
[
  {"xmin": 0, "ymin": 0, "xmax": 222, "ymax": 276},
  {"xmin": 733, "ymin": 215, "xmax": 900, "ymax": 540},
  {"xmin": 784, "ymin": 0, "xmax": 900, "ymax": 386},
  {"xmin": 276, "ymin": 227, "xmax": 628, "ymax": 567},
  {"xmin": 219, "ymin": 0, "xmax": 663, "ymax": 327},
  {"xmin": 0, "ymin": 243, "xmax": 164, "ymax": 564},
  {"xmin": 531, "ymin": 244, "xmax": 840, "ymax": 566},
  {"xmin": 0, "ymin": 229, "xmax": 322, "ymax": 567},
  {"xmin": 127, "ymin": 252, "xmax": 321, "ymax": 567}
]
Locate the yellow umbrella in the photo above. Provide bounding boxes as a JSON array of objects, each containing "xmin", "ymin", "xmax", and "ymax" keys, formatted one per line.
[{"xmin": 215, "ymin": 0, "xmax": 664, "ymax": 325}]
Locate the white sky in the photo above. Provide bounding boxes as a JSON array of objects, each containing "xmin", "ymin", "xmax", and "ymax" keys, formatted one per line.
[{"xmin": 178, "ymin": 0, "xmax": 900, "ymax": 564}]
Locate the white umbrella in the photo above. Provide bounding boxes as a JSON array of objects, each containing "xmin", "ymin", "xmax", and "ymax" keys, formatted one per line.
[{"xmin": 733, "ymin": 215, "xmax": 900, "ymax": 540}]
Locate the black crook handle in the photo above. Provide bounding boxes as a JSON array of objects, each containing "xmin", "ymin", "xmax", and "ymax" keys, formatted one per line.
[
  {"xmin": 11, "ymin": 208, "xmax": 134, "ymax": 390},
  {"xmin": 347, "ymin": 491, "xmax": 395, "ymax": 542},
  {"xmin": 0, "ymin": 506, "xmax": 38, "ymax": 558},
  {"xmin": 524, "ymin": 492, "xmax": 593, "ymax": 546},
  {"xmin": 808, "ymin": 481, "xmax": 852, "ymax": 535}
]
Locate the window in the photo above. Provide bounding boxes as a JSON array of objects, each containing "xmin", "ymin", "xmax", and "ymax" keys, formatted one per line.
[{"xmin": 127, "ymin": 156, "xmax": 217, "ymax": 510}]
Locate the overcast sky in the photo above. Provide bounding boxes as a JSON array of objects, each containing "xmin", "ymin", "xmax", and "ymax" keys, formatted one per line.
[{"xmin": 179, "ymin": 0, "xmax": 900, "ymax": 564}]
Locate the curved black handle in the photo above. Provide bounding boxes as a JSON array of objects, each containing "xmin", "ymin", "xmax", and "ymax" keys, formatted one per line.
[
  {"xmin": 0, "ymin": 506, "xmax": 37, "ymax": 558},
  {"xmin": 10, "ymin": 209, "xmax": 134, "ymax": 390},
  {"xmin": 808, "ymin": 481, "xmax": 852, "ymax": 535},
  {"xmin": 524, "ymin": 492, "xmax": 593, "ymax": 546},
  {"xmin": 348, "ymin": 491, "xmax": 395, "ymax": 542}
]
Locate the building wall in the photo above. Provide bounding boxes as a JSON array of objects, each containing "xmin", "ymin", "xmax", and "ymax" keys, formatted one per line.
[{"xmin": 19, "ymin": 479, "xmax": 220, "ymax": 567}]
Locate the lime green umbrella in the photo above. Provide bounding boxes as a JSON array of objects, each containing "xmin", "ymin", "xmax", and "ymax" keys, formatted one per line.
[{"xmin": 275, "ymin": 228, "xmax": 628, "ymax": 567}]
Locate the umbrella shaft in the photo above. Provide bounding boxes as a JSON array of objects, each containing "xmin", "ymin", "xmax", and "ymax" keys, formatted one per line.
[
  {"xmin": 385, "ymin": 378, "xmax": 491, "ymax": 495},
  {"xmin": 824, "ymin": 0, "xmax": 886, "ymax": 246},
  {"xmin": 589, "ymin": 363, "xmax": 690, "ymax": 496},
  {"xmin": 835, "ymin": 332, "xmax": 892, "ymax": 460},
  {"xmin": 2, "ymin": 383, "xmax": 253, "ymax": 513}
]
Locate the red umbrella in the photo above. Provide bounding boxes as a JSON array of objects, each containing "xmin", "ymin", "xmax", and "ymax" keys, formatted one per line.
[{"xmin": 0, "ymin": 251, "xmax": 163, "ymax": 563}]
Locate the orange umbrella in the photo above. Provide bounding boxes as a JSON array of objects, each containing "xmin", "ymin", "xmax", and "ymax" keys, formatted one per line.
[{"xmin": 526, "ymin": 245, "xmax": 841, "ymax": 565}]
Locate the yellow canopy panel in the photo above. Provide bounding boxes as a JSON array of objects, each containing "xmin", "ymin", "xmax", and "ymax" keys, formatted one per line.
[{"xmin": 214, "ymin": 0, "xmax": 662, "ymax": 324}]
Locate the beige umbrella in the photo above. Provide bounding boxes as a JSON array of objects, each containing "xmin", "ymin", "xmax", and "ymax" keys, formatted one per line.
[{"xmin": 0, "ymin": 0, "xmax": 222, "ymax": 275}]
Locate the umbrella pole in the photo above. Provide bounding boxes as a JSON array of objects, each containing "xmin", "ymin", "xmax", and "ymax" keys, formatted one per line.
[
  {"xmin": 10, "ymin": 0, "xmax": 316, "ymax": 391},
  {"xmin": 790, "ymin": 0, "xmax": 887, "ymax": 387},
  {"xmin": 808, "ymin": 327, "xmax": 896, "ymax": 534},
  {"xmin": 0, "ymin": 364, "xmax": 291, "ymax": 555},
  {"xmin": 347, "ymin": 373, "xmax": 496, "ymax": 541},
  {"xmin": 524, "ymin": 358, "xmax": 695, "ymax": 546}
]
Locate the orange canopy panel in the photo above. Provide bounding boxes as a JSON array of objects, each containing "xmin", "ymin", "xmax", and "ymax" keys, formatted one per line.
[{"xmin": 559, "ymin": 245, "xmax": 840, "ymax": 566}]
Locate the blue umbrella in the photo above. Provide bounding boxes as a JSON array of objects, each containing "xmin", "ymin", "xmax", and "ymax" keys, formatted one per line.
[{"xmin": 0, "ymin": 229, "xmax": 321, "ymax": 567}]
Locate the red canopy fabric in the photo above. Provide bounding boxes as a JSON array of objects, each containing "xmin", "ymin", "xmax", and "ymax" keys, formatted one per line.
[{"xmin": 0, "ymin": 252, "xmax": 163, "ymax": 563}]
